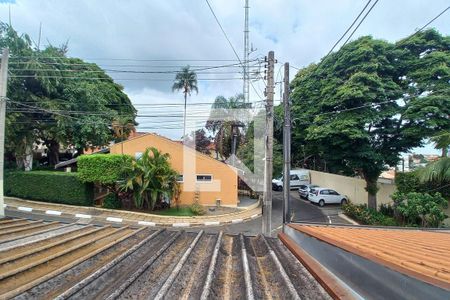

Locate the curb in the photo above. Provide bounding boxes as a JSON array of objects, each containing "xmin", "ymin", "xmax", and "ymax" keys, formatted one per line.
[
  {"xmin": 338, "ymin": 213, "xmax": 359, "ymax": 225},
  {"xmin": 4, "ymin": 201, "xmax": 262, "ymax": 228}
]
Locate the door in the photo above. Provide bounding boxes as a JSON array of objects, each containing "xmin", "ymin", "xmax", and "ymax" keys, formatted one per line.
[
  {"xmin": 319, "ymin": 189, "xmax": 330, "ymax": 203},
  {"xmin": 328, "ymin": 189, "xmax": 341, "ymax": 203},
  {"xmin": 290, "ymin": 174, "xmax": 301, "ymax": 188}
]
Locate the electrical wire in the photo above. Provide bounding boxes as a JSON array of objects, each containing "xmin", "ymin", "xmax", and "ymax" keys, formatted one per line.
[{"xmin": 341, "ymin": 0, "xmax": 380, "ymax": 47}]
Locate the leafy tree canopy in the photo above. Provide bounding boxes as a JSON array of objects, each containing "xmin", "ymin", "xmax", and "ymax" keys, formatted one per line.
[
  {"xmin": 289, "ymin": 29, "xmax": 450, "ymax": 209},
  {"xmin": 0, "ymin": 23, "xmax": 136, "ymax": 167}
]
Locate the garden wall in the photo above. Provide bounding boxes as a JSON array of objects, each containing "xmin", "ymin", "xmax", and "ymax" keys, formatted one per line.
[{"xmin": 309, "ymin": 170, "xmax": 396, "ymax": 207}]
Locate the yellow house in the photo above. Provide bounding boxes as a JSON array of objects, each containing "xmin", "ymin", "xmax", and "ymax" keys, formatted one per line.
[{"xmin": 110, "ymin": 133, "xmax": 238, "ymax": 207}]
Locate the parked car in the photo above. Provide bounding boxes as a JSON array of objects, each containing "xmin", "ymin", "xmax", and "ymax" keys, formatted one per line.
[
  {"xmin": 272, "ymin": 169, "xmax": 310, "ymax": 191},
  {"xmin": 298, "ymin": 184, "xmax": 320, "ymax": 199},
  {"xmin": 309, "ymin": 188, "xmax": 348, "ymax": 207}
]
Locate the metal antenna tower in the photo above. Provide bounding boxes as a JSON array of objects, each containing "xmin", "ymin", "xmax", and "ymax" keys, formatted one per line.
[{"xmin": 243, "ymin": 0, "xmax": 249, "ymax": 103}]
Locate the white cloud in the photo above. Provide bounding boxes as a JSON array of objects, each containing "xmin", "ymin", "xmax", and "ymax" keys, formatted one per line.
[{"xmin": 1, "ymin": 0, "xmax": 449, "ymax": 146}]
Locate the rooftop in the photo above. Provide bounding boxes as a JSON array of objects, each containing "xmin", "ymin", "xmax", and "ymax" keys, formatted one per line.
[
  {"xmin": 287, "ymin": 224, "xmax": 450, "ymax": 296},
  {"xmin": 0, "ymin": 218, "xmax": 330, "ymax": 299}
]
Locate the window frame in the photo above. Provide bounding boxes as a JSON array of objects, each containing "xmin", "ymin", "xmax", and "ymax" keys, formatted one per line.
[{"xmin": 196, "ymin": 174, "xmax": 213, "ymax": 183}]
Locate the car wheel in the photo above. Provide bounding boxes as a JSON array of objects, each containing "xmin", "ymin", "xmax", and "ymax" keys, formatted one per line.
[
  {"xmin": 341, "ymin": 199, "xmax": 347, "ymax": 205},
  {"xmin": 278, "ymin": 186, "xmax": 283, "ymax": 191},
  {"xmin": 318, "ymin": 199, "xmax": 325, "ymax": 207}
]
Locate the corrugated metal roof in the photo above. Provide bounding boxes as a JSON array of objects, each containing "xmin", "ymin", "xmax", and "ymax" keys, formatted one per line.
[
  {"xmin": 0, "ymin": 218, "xmax": 331, "ymax": 299},
  {"xmin": 290, "ymin": 224, "xmax": 450, "ymax": 291}
]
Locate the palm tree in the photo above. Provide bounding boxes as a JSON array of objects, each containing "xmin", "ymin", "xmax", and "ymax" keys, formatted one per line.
[
  {"xmin": 121, "ymin": 147, "xmax": 180, "ymax": 210},
  {"xmin": 172, "ymin": 66, "xmax": 198, "ymax": 138},
  {"xmin": 206, "ymin": 94, "xmax": 250, "ymax": 159},
  {"xmin": 430, "ymin": 131, "xmax": 450, "ymax": 158},
  {"xmin": 420, "ymin": 157, "xmax": 450, "ymax": 184}
]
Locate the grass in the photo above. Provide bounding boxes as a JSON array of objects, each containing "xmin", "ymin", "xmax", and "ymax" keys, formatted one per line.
[{"xmin": 153, "ymin": 207, "xmax": 195, "ymax": 216}]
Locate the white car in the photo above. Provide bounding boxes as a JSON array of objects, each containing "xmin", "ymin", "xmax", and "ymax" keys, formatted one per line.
[
  {"xmin": 309, "ymin": 188, "xmax": 348, "ymax": 207},
  {"xmin": 272, "ymin": 169, "xmax": 310, "ymax": 191}
]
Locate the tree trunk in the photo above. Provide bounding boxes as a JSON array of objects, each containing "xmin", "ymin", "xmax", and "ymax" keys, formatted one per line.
[
  {"xmin": 442, "ymin": 147, "xmax": 448, "ymax": 158},
  {"xmin": 366, "ymin": 178, "xmax": 378, "ymax": 210},
  {"xmin": 183, "ymin": 92, "xmax": 187, "ymax": 138},
  {"xmin": 23, "ymin": 144, "xmax": 33, "ymax": 171},
  {"xmin": 47, "ymin": 140, "xmax": 60, "ymax": 166}
]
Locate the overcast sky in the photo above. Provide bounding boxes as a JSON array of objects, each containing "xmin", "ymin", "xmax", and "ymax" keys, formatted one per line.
[{"xmin": 1, "ymin": 0, "xmax": 449, "ymax": 154}]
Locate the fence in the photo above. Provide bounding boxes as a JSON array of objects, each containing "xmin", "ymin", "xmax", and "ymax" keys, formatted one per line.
[{"xmin": 309, "ymin": 170, "xmax": 396, "ymax": 207}]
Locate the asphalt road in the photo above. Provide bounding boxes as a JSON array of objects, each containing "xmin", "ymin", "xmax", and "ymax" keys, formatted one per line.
[{"xmin": 4, "ymin": 190, "xmax": 350, "ymax": 237}]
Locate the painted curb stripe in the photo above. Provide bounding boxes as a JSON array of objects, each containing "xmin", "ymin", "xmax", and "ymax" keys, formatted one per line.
[
  {"xmin": 172, "ymin": 223, "xmax": 190, "ymax": 227},
  {"xmin": 106, "ymin": 217, "xmax": 123, "ymax": 223},
  {"xmin": 18, "ymin": 206, "xmax": 33, "ymax": 212},
  {"xmin": 75, "ymin": 213, "xmax": 92, "ymax": 219},
  {"xmin": 204, "ymin": 221, "xmax": 220, "ymax": 226},
  {"xmin": 45, "ymin": 210, "xmax": 62, "ymax": 216},
  {"xmin": 138, "ymin": 221, "xmax": 156, "ymax": 226},
  {"xmin": 231, "ymin": 219, "xmax": 243, "ymax": 224}
]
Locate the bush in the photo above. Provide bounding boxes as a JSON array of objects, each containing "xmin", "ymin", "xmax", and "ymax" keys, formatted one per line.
[
  {"xmin": 102, "ymin": 193, "xmax": 122, "ymax": 209},
  {"xmin": 395, "ymin": 171, "xmax": 424, "ymax": 194},
  {"xmin": 392, "ymin": 191, "xmax": 448, "ymax": 227},
  {"xmin": 342, "ymin": 202, "xmax": 398, "ymax": 226},
  {"xmin": 190, "ymin": 202, "xmax": 206, "ymax": 216},
  {"xmin": 77, "ymin": 154, "xmax": 133, "ymax": 184},
  {"xmin": 5, "ymin": 171, "xmax": 94, "ymax": 206}
]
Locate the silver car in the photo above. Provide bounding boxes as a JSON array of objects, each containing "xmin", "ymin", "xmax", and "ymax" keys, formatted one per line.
[{"xmin": 298, "ymin": 184, "xmax": 320, "ymax": 199}]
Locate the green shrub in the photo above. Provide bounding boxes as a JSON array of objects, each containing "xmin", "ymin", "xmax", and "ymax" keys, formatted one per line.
[
  {"xmin": 190, "ymin": 202, "xmax": 206, "ymax": 216},
  {"xmin": 102, "ymin": 193, "xmax": 122, "ymax": 209},
  {"xmin": 77, "ymin": 154, "xmax": 132, "ymax": 184},
  {"xmin": 5, "ymin": 171, "xmax": 94, "ymax": 206},
  {"xmin": 395, "ymin": 171, "xmax": 425, "ymax": 194},
  {"xmin": 342, "ymin": 202, "xmax": 398, "ymax": 226},
  {"xmin": 392, "ymin": 191, "xmax": 448, "ymax": 227}
]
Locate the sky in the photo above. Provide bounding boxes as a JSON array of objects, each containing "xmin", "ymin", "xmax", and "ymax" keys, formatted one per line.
[{"xmin": 0, "ymin": 0, "xmax": 449, "ymax": 155}]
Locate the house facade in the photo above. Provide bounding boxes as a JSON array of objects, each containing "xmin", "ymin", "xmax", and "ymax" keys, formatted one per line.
[{"xmin": 110, "ymin": 133, "xmax": 238, "ymax": 207}]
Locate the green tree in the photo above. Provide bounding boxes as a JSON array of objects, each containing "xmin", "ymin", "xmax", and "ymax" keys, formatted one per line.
[
  {"xmin": 290, "ymin": 31, "xmax": 449, "ymax": 209},
  {"xmin": 419, "ymin": 157, "xmax": 450, "ymax": 184},
  {"xmin": 172, "ymin": 66, "xmax": 198, "ymax": 138},
  {"xmin": 430, "ymin": 132, "xmax": 450, "ymax": 158},
  {"xmin": 186, "ymin": 128, "xmax": 212, "ymax": 155},
  {"xmin": 121, "ymin": 147, "xmax": 180, "ymax": 210},
  {"xmin": 392, "ymin": 191, "xmax": 448, "ymax": 227},
  {"xmin": 206, "ymin": 94, "xmax": 250, "ymax": 159},
  {"xmin": 1, "ymin": 24, "xmax": 136, "ymax": 168}
]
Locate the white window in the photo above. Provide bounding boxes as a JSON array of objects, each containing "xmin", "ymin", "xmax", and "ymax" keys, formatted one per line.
[
  {"xmin": 196, "ymin": 174, "xmax": 213, "ymax": 182},
  {"xmin": 177, "ymin": 174, "xmax": 184, "ymax": 182}
]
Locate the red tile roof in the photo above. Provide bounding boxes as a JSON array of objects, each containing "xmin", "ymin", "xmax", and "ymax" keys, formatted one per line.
[{"xmin": 289, "ymin": 224, "xmax": 450, "ymax": 290}]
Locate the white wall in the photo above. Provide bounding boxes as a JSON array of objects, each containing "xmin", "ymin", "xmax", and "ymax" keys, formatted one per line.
[{"xmin": 309, "ymin": 170, "xmax": 396, "ymax": 207}]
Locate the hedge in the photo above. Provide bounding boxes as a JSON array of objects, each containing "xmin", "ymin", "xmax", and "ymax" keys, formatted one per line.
[
  {"xmin": 77, "ymin": 154, "xmax": 133, "ymax": 184},
  {"xmin": 5, "ymin": 171, "xmax": 94, "ymax": 206}
]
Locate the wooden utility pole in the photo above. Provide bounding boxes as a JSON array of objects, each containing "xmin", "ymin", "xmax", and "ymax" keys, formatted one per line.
[
  {"xmin": 0, "ymin": 48, "xmax": 9, "ymax": 218},
  {"xmin": 282, "ymin": 62, "xmax": 291, "ymax": 227},
  {"xmin": 262, "ymin": 51, "xmax": 274, "ymax": 235}
]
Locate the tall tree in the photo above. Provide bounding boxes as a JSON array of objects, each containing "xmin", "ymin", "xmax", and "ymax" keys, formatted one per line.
[
  {"xmin": 290, "ymin": 31, "xmax": 449, "ymax": 209},
  {"xmin": 206, "ymin": 93, "xmax": 250, "ymax": 159},
  {"xmin": 1, "ymin": 24, "xmax": 136, "ymax": 168},
  {"xmin": 172, "ymin": 66, "xmax": 198, "ymax": 138}
]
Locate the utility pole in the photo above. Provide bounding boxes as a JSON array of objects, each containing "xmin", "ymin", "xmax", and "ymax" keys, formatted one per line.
[
  {"xmin": 0, "ymin": 48, "xmax": 9, "ymax": 218},
  {"xmin": 282, "ymin": 62, "xmax": 291, "ymax": 227},
  {"xmin": 262, "ymin": 51, "xmax": 274, "ymax": 236},
  {"xmin": 243, "ymin": 0, "xmax": 250, "ymax": 103}
]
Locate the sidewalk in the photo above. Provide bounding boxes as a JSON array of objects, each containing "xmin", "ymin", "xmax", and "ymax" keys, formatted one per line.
[{"xmin": 4, "ymin": 197, "xmax": 261, "ymax": 227}]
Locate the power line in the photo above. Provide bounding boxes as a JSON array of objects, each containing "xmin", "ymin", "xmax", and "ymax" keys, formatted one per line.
[
  {"xmin": 325, "ymin": 0, "xmax": 373, "ymax": 58},
  {"xmin": 341, "ymin": 0, "xmax": 380, "ymax": 46},
  {"xmin": 205, "ymin": 0, "xmax": 242, "ymax": 66},
  {"xmin": 407, "ymin": 5, "xmax": 450, "ymax": 39}
]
